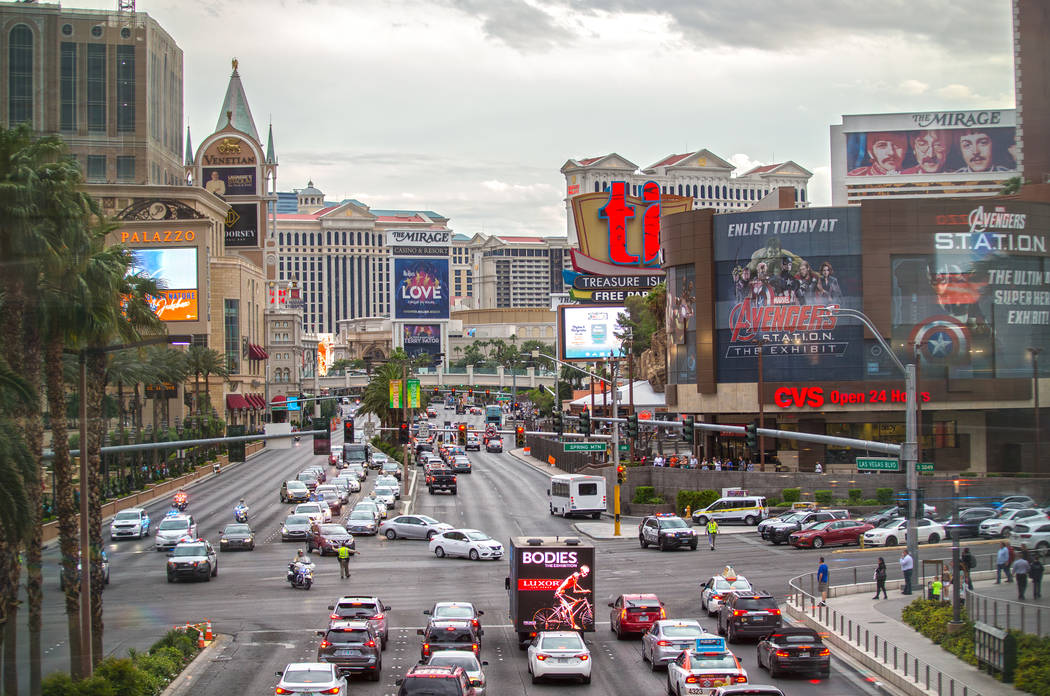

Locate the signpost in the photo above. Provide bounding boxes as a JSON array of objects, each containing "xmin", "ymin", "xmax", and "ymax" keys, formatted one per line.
[
  {"xmin": 856, "ymin": 457, "xmax": 900, "ymax": 471},
  {"xmin": 917, "ymin": 462, "xmax": 935, "ymax": 472},
  {"xmin": 563, "ymin": 442, "xmax": 606, "ymax": 453}
]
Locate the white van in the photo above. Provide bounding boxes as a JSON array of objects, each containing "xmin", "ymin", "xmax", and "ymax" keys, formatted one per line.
[
  {"xmin": 548, "ymin": 474, "xmax": 607, "ymax": 519},
  {"xmin": 691, "ymin": 496, "xmax": 768, "ymax": 526}
]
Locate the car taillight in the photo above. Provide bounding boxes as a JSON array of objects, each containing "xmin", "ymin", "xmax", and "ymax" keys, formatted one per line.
[
  {"xmin": 735, "ymin": 676, "xmax": 747, "ymax": 683},
  {"xmin": 372, "ymin": 613, "xmax": 384, "ymax": 620},
  {"xmin": 733, "ymin": 609, "xmax": 747, "ymax": 616},
  {"xmin": 422, "ymin": 643, "xmax": 430, "ymax": 655},
  {"xmin": 472, "ymin": 643, "xmax": 479, "ymax": 653},
  {"xmin": 775, "ymin": 650, "xmax": 790, "ymax": 657},
  {"xmin": 621, "ymin": 609, "xmax": 627, "ymax": 620},
  {"xmin": 364, "ymin": 640, "xmax": 375, "ymax": 648},
  {"xmin": 767, "ymin": 608, "xmax": 781, "ymax": 615},
  {"xmin": 656, "ymin": 640, "xmax": 672, "ymax": 646},
  {"xmin": 319, "ymin": 640, "xmax": 331, "ymax": 648},
  {"xmin": 685, "ymin": 675, "xmax": 701, "ymax": 684},
  {"xmin": 577, "ymin": 654, "xmax": 589, "ymax": 661},
  {"xmin": 472, "ymin": 619, "xmax": 479, "ymax": 628},
  {"xmin": 319, "ymin": 688, "xmax": 341, "ymax": 695},
  {"xmin": 536, "ymin": 654, "xmax": 548, "ymax": 661},
  {"xmin": 818, "ymin": 648, "xmax": 830, "ymax": 656},
  {"xmin": 275, "ymin": 689, "xmax": 289, "ymax": 695},
  {"xmin": 329, "ymin": 613, "xmax": 340, "ymax": 620},
  {"xmin": 712, "ymin": 594, "xmax": 723, "ymax": 600}
]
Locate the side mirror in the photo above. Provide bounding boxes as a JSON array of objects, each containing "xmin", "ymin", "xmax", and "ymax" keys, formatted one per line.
[
  {"xmin": 316, "ymin": 631, "xmax": 324, "ymax": 636},
  {"xmin": 477, "ymin": 610, "xmax": 484, "ymax": 615},
  {"xmin": 607, "ymin": 602, "xmax": 615, "ymax": 607},
  {"xmin": 275, "ymin": 671, "xmax": 283, "ymax": 677},
  {"xmin": 395, "ymin": 679, "xmax": 404, "ymax": 686},
  {"xmin": 423, "ymin": 610, "xmax": 431, "ymax": 615},
  {"xmin": 417, "ymin": 628, "xmax": 425, "ymax": 635},
  {"xmin": 328, "ymin": 605, "xmax": 335, "ymax": 610},
  {"xmin": 481, "ymin": 660, "xmax": 488, "ymax": 666},
  {"xmin": 384, "ymin": 604, "xmax": 391, "ymax": 610}
]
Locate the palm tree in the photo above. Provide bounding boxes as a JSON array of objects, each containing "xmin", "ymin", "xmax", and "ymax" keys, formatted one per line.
[
  {"xmin": 185, "ymin": 345, "xmax": 209, "ymax": 421},
  {"xmin": 199, "ymin": 347, "xmax": 229, "ymax": 420}
]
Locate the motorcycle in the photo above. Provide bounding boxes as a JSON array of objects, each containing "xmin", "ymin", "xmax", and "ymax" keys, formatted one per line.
[
  {"xmin": 234, "ymin": 505, "xmax": 249, "ymax": 524},
  {"xmin": 287, "ymin": 561, "xmax": 314, "ymax": 590},
  {"xmin": 173, "ymin": 491, "xmax": 188, "ymax": 511}
]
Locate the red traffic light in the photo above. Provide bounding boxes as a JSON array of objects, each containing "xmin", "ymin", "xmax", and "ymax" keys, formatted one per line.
[
  {"xmin": 458, "ymin": 423, "xmax": 467, "ymax": 432},
  {"xmin": 515, "ymin": 426, "xmax": 524, "ymax": 435}
]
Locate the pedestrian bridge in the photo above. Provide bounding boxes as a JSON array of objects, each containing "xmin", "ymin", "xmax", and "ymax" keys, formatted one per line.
[{"xmin": 307, "ymin": 365, "xmax": 558, "ymax": 394}]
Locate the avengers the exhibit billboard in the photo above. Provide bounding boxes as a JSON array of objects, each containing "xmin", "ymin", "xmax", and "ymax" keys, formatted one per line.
[
  {"xmin": 890, "ymin": 202, "xmax": 1050, "ymax": 379},
  {"xmin": 393, "ymin": 258, "xmax": 449, "ymax": 320},
  {"xmin": 713, "ymin": 208, "xmax": 864, "ymax": 383}
]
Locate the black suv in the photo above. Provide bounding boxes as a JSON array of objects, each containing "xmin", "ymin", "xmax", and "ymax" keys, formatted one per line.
[
  {"xmin": 941, "ymin": 507, "xmax": 998, "ymax": 538},
  {"xmin": 418, "ymin": 619, "xmax": 481, "ymax": 660},
  {"xmin": 428, "ymin": 469, "xmax": 458, "ymax": 496},
  {"xmin": 717, "ymin": 591, "xmax": 782, "ymax": 642},
  {"xmin": 763, "ymin": 510, "xmax": 847, "ymax": 545},
  {"xmin": 639, "ymin": 514, "xmax": 699, "ymax": 551},
  {"xmin": 316, "ymin": 620, "xmax": 382, "ymax": 680},
  {"xmin": 397, "ymin": 665, "xmax": 475, "ymax": 696}
]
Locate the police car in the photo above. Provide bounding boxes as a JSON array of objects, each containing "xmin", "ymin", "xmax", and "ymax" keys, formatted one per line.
[
  {"xmin": 639, "ymin": 513, "xmax": 700, "ymax": 551},
  {"xmin": 666, "ymin": 635, "xmax": 749, "ymax": 695},
  {"xmin": 700, "ymin": 567, "xmax": 753, "ymax": 616}
]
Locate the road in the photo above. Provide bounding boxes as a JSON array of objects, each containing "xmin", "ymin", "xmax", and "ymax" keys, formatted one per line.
[{"xmin": 23, "ymin": 404, "xmax": 972, "ymax": 695}]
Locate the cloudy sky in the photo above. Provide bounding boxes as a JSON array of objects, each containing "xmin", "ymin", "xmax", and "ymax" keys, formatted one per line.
[{"xmin": 78, "ymin": 0, "xmax": 1015, "ymax": 236}]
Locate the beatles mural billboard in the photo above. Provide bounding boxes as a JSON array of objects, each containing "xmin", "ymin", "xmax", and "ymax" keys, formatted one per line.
[{"xmin": 713, "ymin": 208, "xmax": 864, "ymax": 383}]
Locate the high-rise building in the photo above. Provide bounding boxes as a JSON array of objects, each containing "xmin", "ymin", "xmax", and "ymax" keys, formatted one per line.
[
  {"xmin": 475, "ymin": 235, "xmax": 572, "ymax": 309},
  {"xmin": 0, "ymin": 2, "xmax": 184, "ymax": 185},
  {"xmin": 1014, "ymin": 0, "xmax": 1050, "ymax": 185},
  {"xmin": 561, "ymin": 151, "xmax": 811, "ymax": 245}
]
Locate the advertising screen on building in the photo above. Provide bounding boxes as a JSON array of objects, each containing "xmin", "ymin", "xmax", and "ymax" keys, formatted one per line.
[
  {"xmin": 393, "ymin": 258, "xmax": 449, "ymax": 320},
  {"xmin": 890, "ymin": 202, "xmax": 1050, "ymax": 379},
  {"xmin": 667, "ymin": 265, "xmax": 696, "ymax": 384},
  {"xmin": 403, "ymin": 324, "xmax": 442, "ymax": 365},
  {"xmin": 713, "ymin": 208, "xmax": 864, "ymax": 383},
  {"xmin": 512, "ymin": 543, "xmax": 595, "ymax": 633},
  {"xmin": 846, "ymin": 125, "xmax": 1017, "ymax": 177},
  {"xmin": 202, "ymin": 166, "xmax": 257, "ymax": 196},
  {"xmin": 129, "ymin": 248, "xmax": 199, "ymax": 322},
  {"xmin": 224, "ymin": 203, "xmax": 259, "ymax": 247},
  {"xmin": 560, "ymin": 305, "xmax": 626, "ymax": 360}
]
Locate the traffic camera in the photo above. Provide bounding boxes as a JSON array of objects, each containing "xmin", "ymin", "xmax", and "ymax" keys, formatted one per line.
[
  {"xmin": 457, "ymin": 423, "xmax": 467, "ymax": 446},
  {"xmin": 579, "ymin": 410, "xmax": 591, "ymax": 435},
  {"xmin": 626, "ymin": 414, "xmax": 639, "ymax": 439},
  {"xmin": 398, "ymin": 421, "xmax": 410, "ymax": 444},
  {"xmin": 616, "ymin": 464, "xmax": 627, "ymax": 484},
  {"xmin": 745, "ymin": 420, "xmax": 758, "ymax": 449},
  {"xmin": 682, "ymin": 416, "xmax": 694, "ymax": 443},
  {"xmin": 343, "ymin": 418, "xmax": 355, "ymax": 443},
  {"xmin": 515, "ymin": 426, "xmax": 525, "ymax": 448}
]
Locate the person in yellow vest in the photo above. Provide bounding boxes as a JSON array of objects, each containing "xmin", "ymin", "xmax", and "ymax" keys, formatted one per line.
[
  {"xmin": 337, "ymin": 541, "xmax": 357, "ymax": 580},
  {"xmin": 931, "ymin": 577, "xmax": 943, "ymax": 601},
  {"xmin": 706, "ymin": 519, "xmax": 719, "ymax": 551}
]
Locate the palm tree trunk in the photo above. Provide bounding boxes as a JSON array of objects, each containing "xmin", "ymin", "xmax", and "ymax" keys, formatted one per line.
[
  {"xmin": 0, "ymin": 284, "xmax": 24, "ymax": 694},
  {"xmin": 117, "ymin": 381, "xmax": 126, "ymax": 493},
  {"xmin": 22, "ymin": 316, "xmax": 44, "ymax": 696},
  {"xmin": 87, "ymin": 352, "xmax": 106, "ymax": 665},
  {"xmin": 0, "ymin": 537, "xmax": 19, "ymax": 696},
  {"xmin": 44, "ymin": 336, "xmax": 82, "ymax": 678}
]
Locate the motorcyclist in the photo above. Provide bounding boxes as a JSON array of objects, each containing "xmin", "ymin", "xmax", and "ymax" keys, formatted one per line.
[
  {"xmin": 173, "ymin": 489, "xmax": 188, "ymax": 509},
  {"xmin": 288, "ymin": 549, "xmax": 314, "ymax": 584},
  {"xmin": 234, "ymin": 499, "xmax": 249, "ymax": 521}
]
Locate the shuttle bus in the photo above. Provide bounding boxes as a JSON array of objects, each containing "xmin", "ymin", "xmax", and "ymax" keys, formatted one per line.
[{"xmin": 548, "ymin": 474, "xmax": 607, "ymax": 519}]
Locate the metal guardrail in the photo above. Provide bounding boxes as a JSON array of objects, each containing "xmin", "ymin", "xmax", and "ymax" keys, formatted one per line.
[
  {"xmin": 788, "ymin": 552, "xmax": 998, "ymax": 696},
  {"xmin": 968, "ymin": 588, "xmax": 1050, "ymax": 637}
]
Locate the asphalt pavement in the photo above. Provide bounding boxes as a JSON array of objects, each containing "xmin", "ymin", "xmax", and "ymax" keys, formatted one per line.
[{"xmin": 22, "ymin": 405, "xmax": 927, "ymax": 695}]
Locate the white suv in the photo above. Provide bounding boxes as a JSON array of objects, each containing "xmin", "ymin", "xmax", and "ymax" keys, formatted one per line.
[{"xmin": 110, "ymin": 508, "xmax": 150, "ymax": 540}]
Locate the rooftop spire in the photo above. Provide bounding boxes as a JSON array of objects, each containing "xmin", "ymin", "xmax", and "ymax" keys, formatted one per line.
[
  {"xmin": 184, "ymin": 126, "xmax": 194, "ymax": 165},
  {"xmin": 266, "ymin": 122, "xmax": 276, "ymax": 164},
  {"xmin": 214, "ymin": 57, "xmax": 260, "ymax": 141}
]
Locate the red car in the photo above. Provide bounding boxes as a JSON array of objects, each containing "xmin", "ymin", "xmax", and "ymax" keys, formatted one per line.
[
  {"xmin": 609, "ymin": 593, "xmax": 664, "ymax": 639},
  {"xmin": 789, "ymin": 519, "xmax": 874, "ymax": 549},
  {"xmin": 307, "ymin": 523, "xmax": 356, "ymax": 556}
]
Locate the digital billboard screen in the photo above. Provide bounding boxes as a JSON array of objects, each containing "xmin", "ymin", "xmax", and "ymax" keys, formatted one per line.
[
  {"xmin": 404, "ymin": 324, "xmax": 442, "ymax": 365},
  {"xmin": 667, "ymin": 265, "xmax": 696, "ymax": 384},
  {"xmin": 129, "ymin": 247, "xmax": 199, "ymax": 322},
  {"xmin": 713, "ymin": 208, "xmax": 864, "ymax": 383},
  {"xmin": 224, "ymin": 203, "xmax": 258, "ymax": 247},
  {"xmin": 512, "ymin": 543, "xmax": 595, "ymax": 633},
  {"xmin": 393, "ymin": 258, "xmax": 449, "ymax": 320},
  {"xmin": 560, "ymin": 305, "xmax": 626, "ymax": 360},
  {"xmin": 202, "ymin": 166, "xmax": 257, "ymax": 196},
  {"xmin": 846, "ymin": 126, "xmax": 1017, "ymax": 177}
]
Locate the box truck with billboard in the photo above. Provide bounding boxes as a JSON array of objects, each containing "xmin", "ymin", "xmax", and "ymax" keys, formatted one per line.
[{"xmin": 505, "ymin": 536, "xmax": 595, "ymax": 648}]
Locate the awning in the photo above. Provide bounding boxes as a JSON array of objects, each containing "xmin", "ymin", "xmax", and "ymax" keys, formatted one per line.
[
  {"xmin": 252, "ymin": 393, "xmax": 264, "ymax": 409},
  {"xmin": 248, "ymin": 343, "xmax": 268, "ymax": 360},
  {"xmin": 244, "ymin": 393, "xmax": 258, "ymax": 410},
  {"xmin": 226, "ymin": 393, "xmax": 251, "ymax": 411},
  {"xmin": 270, "ymin": 394, "xmax": 288, "ymax": 411}
]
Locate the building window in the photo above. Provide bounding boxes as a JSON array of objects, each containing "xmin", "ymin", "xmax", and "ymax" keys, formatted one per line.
[
  {"xmin": 224, "ymin": 299, "xmax": 240, "ymax": 374},
  {"xmin": 8, "ymin": 25, "xmax": 34, "ymax": 124},
  {"xmin": 116, "ymin": 156, "xmax": 135, "ymax": 182},
  {"xmin": 86, "ymin": 155, "xmax": 106, "ymax": 182},
  {"xmin": 87, "ymin": 45, "xmax": 107, "ymax": 132},
  {"xmin": 116, "ymin": 46, "xmax": 135, "ymax": 132},
  {"xmin": 60, "ymin": 42, "xmax": 77, "ymax": 132}
]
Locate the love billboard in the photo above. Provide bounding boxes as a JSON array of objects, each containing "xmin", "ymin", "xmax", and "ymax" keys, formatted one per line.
[{"xmin": 393, "ymin": 258, "xmax": 449, "ymax": 320}]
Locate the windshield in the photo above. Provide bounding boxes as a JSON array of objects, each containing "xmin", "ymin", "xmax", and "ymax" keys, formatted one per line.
[
  {"xmin": 418, "ymin": 516, "xmax": 440, "ymax": 525},
  {"xmin": 879, "ymin": 518, "xmax": 904, "ymax": 529},
  {"xmin": 540, "ymin": 635, "xmax": 584, "ymax": 650},
  {"xmin": 660, "ymin": 518, "xmax": 689, "ymax": 529},
  {"xmin": 356, "ymin": 502, "xmax": 377, "ymax": 510},
  {"xmin": 375, "ymin": 488, "xmax": 395, "ymax": 497},
  {"xmin": 158, "ymin": 519, "xmax": 188, "ymax": 530},
  {"xmin": 297, "ymin": 504, "xmax": 321, "ymax": 513},
  {"xmin": 663, "ymin": 625, "xmax": 703, "ymax": 638},
  {"xmin": 115, "ymin": 511, "xmax": 141, "ymax": 521},
  {"xmin": 320, "ymin": 525, "xmax": 348, "ymax": 534},
  {"xmin": 282, "ymin": 668, "xmax": 333, "ymax": 684},
  {"xmin": 806, "ymin": 520, "xmax": 834, "ymax": 531},
  {"xmin": 429, "ymin": 654, "xmax": 478, "ymax": 671},
  {"xmin": 350, "ymin": 511, "xmax": 374, "ymax": 520},
  {"xmin": 285, "ymin": 515, "xmax": 309, "ymax": 525},
  {"xmin": 435, "ymin": 606, "xmax": 474, "ymax": 619},
  {"xmin": 286, "ymin": 481, "xmax": 307, "ymax": 490},
  {"xmin": 687, "ymin": 653, "xmax": 739, "ymax": 669},
  {"xmin": 224, "ymin": 525, "xmax": 250, "ymax": 534},
  {"xmin": 172, "ymin": 544, "xmax": 206, "ymax": 556},
  {"xmin": 777, "ymin": 513, "xmax": 803, "ymax": 523},
  {"xmin": 465, "ymin": 531, "xmax": 491, "ymax": 541}
]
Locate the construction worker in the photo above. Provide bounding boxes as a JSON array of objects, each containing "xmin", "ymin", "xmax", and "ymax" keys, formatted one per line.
[
  {"xmin": 337, "ymin": 541, "xmax": 355, "ymax": 579},
  {"xmin": 706, "ymin": 518, "xmax": 719, "ymax": 551}
]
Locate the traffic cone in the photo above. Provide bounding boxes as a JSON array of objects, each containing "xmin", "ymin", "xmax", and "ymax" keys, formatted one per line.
[
  {"xmin": 197, "ymin": 629, "xmax": 205, "ymax": 649},
  {"xmin": 204, "ymin": 620, "xmax": 213, "ymax": 641}
]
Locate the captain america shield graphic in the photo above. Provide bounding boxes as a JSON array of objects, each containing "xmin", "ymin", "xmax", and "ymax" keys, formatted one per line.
[{"xmin": 908, "ymin": 315, "xmax": 971, "ymax": 364}]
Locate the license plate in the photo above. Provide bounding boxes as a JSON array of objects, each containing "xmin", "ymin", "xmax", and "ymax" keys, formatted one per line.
[
  {"xmin": 798, "ymin": 651, "xmax": 810, "ymax": 657},
  {"xmin": 557, "ymin": 657, "xmax": 573, "ymax": 663},
  {"xmin": 335, "ymin": 649, "xmax": 358, "ymax": 656}
]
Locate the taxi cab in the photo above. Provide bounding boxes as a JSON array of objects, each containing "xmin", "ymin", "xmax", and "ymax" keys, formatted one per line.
[
  {"xmin": 666, "ymin": 635, "xmax": 748, "ymax": 695},
  {"xmin": 700, "ymin": 567, "xmax": 752, "ymax": 616}
]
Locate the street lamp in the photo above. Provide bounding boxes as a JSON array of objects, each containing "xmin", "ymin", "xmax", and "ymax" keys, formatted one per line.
[
  {"xmin": 1030, "ymin": 347, "xmax": 1042, "ymax": 469},
  {"xmin": 950, "ymin": 478, "xmax": 963, "ymax": 628},
  {"xmin": 74, "ymin": 333, "xmax": 191, "ymax": 676}
]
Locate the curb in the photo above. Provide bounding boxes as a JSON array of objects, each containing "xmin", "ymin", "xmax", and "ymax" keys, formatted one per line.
[
  {"xmin": 833, "ymin": 537, "xmax": 1001, "ymax": 554},
  {"xmin": 160, "ymin": 633, "xmax": 232, "ymax": 696}
]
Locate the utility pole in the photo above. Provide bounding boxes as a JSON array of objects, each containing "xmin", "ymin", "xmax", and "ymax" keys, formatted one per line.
[
  {"xmin": 1032, "ymin": 348, "xmax": 1042, "ymax": 469},
  {"xmin": 628, "ymin": 350, "xmax": 635, "ymax": 462},
  {"xmin": 611, "ymin": 352, "xmax": 621, "ymax": 537},
  {"xmin": 402, "ymin": 362, "xmax": 410, "ymax": 482},
  {"xmin": 756, "ymin": 337, "xmax": 766, "ymax": 470}
]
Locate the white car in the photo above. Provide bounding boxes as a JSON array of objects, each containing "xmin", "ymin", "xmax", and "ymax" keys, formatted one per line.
[
  {"xmin": 294, "ymin": 502, "xmax": 326, "ymax": 525},
  {"xmin": 110, "ymin": 508, "xmax": 150, "ymax": 540},
  {"xmin": 426, "ymin": 650, "xmax": 487, "ymax": 695},
  {"xmin": 666, "ymin": 635, "xmax": 748, "ymax": 695},
  {"xmin": 372, "ymin": 486, "xmax": 397, "ymax": 510},
  {"xmin": 1010, "ymin": 520, "xmax": 1050, "ymax": 555},
  {"xmin": 527, "ymin": 631, "xmax": 591, "ymax": 684},
  {"xmin": 700, "ymin": 573, "xmax": 753, "ymax": 616},
  {"xmin": 980, "ymin": 508, "xmax": 1047, "ymax": 538},
  {"xmin": 275, "ymin": 663, "xmax": 347, "ymax": 696},
  {"xmin": 429, "ymin": 529, "xmax": 504, "ymax": 561},
  {"xmin": 154, "ymin": 514, "xmax": 197, "ymax": 551},
  {"xmin": 861, "ymin": 517, "xmax": 946, "ymax": 547},
  {"xmin": 329, "ymin": 475, "xmax": 361, "ymax": 494},
  {"xmin": 353, "ymin": 500, "xmax": 384, "ymax": 521},
  {"xmin": 375, "ymin": 474, "xmax": 401, "ymax": 498}
]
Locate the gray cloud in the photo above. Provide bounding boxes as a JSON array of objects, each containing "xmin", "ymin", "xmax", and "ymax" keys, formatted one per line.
[{"xmin": 446, "ymin": 0, "xmax": 575, "ymax": 50}]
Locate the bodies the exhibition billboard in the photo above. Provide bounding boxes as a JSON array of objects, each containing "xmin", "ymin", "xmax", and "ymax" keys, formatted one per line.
[{"xmin": 713, "ymin": 208, "xmax": 864, "ymax": 383}]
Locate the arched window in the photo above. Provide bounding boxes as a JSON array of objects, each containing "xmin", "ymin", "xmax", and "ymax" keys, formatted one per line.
[
  {"xmin": 327, "ymin": 231, "xmax": 331, "ymax": 245},
  {"xmin": 677, "ymin": 184, "xmax": 683, "ymax": 196},
  {"xmin": 800, "ymin": 188, "xmax": 806, "ymax": 202},
  {"xmin": 279, "ymin": 232, "xmax": 284, "ymax": 245},
  {"xmin": 9, "ymin": 25, "xmax": 34, "ymax": 124},
  {"xmin": 722, "ymin": 186, "xmax": 728, "ymax": 199},
  {"xmin": 594, "ymin": 181, "xmax": 599, "ymax": 193},
  {"xmin": 294, "ymin": 233, "xmax": 299, "ymax": 246}
]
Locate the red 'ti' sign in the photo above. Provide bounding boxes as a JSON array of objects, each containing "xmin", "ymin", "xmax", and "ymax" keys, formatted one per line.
[{"xmin": 599, "ymin": 181, "xmax": 661, "ymax": 268}]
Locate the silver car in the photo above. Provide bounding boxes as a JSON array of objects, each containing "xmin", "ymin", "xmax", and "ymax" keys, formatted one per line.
[
  {"xmin": 372, "ymin": 487, "xmax": 397, "ymax": 510},
  {"xmin": 345, "ymin": 509, "xmax": 378, "ymax": 535},
  {"xmin": 346, "ymin": 464, "xmax": 367, "ymax": 481},
  {"xmin": 380, "ymin": 514, "xmax": 453, "ymax": 541},
  {"xmin": 281, "ymin": 514, "xmax": 313, "ymax": 542},
  {"xmin": 154, "ymin": 514, "xmax": 196, "ymax": 551},
  {"xmin": 426, "ymin": 650, "xmax": 488, "ymax": 695},
  {"xmin": 356, "ymin": 499, "xmax": 386, "ymax": 520},
  {"xmin": 641, "ymin": 619, "xmax": 707, "ymax": 670},
  {"xmin": 375, "ymin": 474, "xmax": 401, "ymax": 498},
  {"xmin": 328, "ymin": 596, "xmax": 391, "ymax": 648},
  {"xmin": 330, "ymin": 475, "xmax": 361, "ymax": 494}
]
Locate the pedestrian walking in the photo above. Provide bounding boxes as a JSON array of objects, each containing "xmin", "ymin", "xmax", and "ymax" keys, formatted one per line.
[
  {"xmin": 337, "ymin": 541, "xmax": 356, "ymax": 579},
  {"xmin": 706, "ymin": 519, "xmax": 719, "ymax": 550},
  {"xmin": 961, "ymin": 548, "xmax": 975, "ymax": 590},
  {"xmin": 814, "ymin": 461, "xmax": 823, "ymax": 474},
  {"xmin": 873, "ymin": 557, "xmax": 888, "ymax": 600},
  {"xmin": 817, "ymin": 557, "xmax": 829, "ymax": 606},
  {"xmin": 997, "ymin": 541, "xmax": 1013, "ymax": 584},
  {"xmin": 1029, "ymin": 555, "xmax": 1044, "ymax": 599},
  {"xmin": 900, "ymin": 550, "xmax": 914, "ymax": 595},
  {"xmin": 1013, "ymin": 551, "xmax": 1031, "ymax": 600}
]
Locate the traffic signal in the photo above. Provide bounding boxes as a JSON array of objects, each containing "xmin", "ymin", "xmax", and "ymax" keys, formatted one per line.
[
  {"xmin": 616, "ymin": 464, "xmax": 627, "ymax": 484},
  {"xmin": 468, "ymin": 388, "xmax": 473, "ymax": 396},
  {"xmin": 398, "ymin": 422, "xmax": 410, "ymax": 444},
  {"xmin": 626, "ymin": 414, "xmax": 639, "ymax": 439},
  {"xmin": 579, "ymin": 410, "xmax": 591, "ymax": 435},
  {"xmin": 451, "ymin": 387, "xmax": 456, "ymax": 396},
  {"xmin": 457, "ymin": 423, "xmax": 467, "ymax": 446},
  {"xmin": 745, "ymin": 420, "xmax": 758, "ymax": 449},
  {"xmin": 484, "ymin": 389, "xmax": 490, "ymax": 396},
  {"xmin": 343, "ymin": 418, "xmax": 355, "ymax": 443},
  {"xmin": 553, "ymin": 412, "xmax": 564, "ymax": 435},
  {"xmin": 682, "ymin": 416, "xmax": 694, "ymax": 443},
  {"xmin": 515, "ymin": 426, "xmax": 525, "ymax": 448}
]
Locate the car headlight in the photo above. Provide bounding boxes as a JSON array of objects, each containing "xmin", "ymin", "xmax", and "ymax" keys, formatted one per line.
[
  {"xmin": 167, "ymin": 560, "xmax": 175, "ymax": 567},
  {"xmin": 220, "ymin": 537, "xmax": 228, "ymax": 543},
  {"xmin": 281, "ymin": 527, "xmax": 288, "ymax": 534}
]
